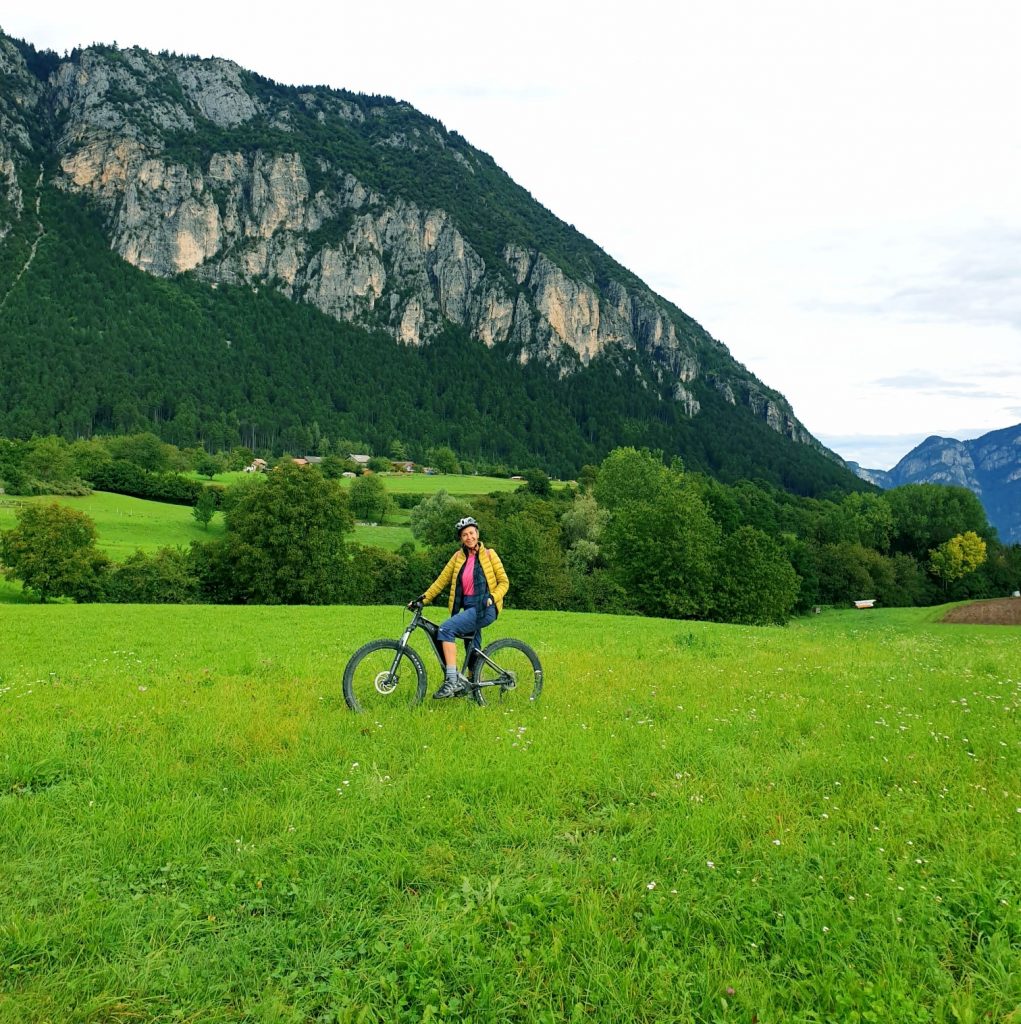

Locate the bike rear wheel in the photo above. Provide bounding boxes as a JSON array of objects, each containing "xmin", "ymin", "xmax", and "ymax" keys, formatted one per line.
[
  {"xmin": 471, "ymin": 638, "xmax": 543, "ymax": 706},
  {"xmin": 343, "ymin": 639, "xmax": 427, "ymax": 713}
]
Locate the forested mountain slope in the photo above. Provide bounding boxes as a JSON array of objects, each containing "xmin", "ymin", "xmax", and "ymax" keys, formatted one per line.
[{"xmin": 0, "ymin": 30, "xmax": 865, "ymax": 492}]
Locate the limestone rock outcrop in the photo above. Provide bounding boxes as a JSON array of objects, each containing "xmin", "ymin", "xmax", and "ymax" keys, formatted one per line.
[{"xmin": 0, "ymin": 36, "xmax": 45, "ymax": 230}]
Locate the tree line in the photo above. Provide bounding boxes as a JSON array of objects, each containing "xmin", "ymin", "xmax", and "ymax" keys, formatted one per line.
[{"xmin": 2, "ymin": 443, "xmax": 1017, "ymax": 622}]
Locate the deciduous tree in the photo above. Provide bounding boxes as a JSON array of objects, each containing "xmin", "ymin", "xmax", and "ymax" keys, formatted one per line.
[
  {"xmin": 603, "ymin": 479, "xmax": 720, "ymax": 619},
  {"xmin": 928, "ymin": 531, "xmax": 987, "ymax": 593},
  {"xmin": 498, "ymin": 512, "xmax": 571, "ymax": 610},
  {"xmin": 523, "ymin": 467, "xmax": 552, "ymax": 497},
  {"xmin": 594, "ymin": 447, "xmax": 668, "ymax": 510},
  {"xmin": 192, "ymin": 486, "xmax": 218, "ymax": 530},
  {"xmin": 426, "ymin": 445, "xmax": 460, "ymax": 475},
  {"xmin": 0, "ymin": 503, "xmax": 108, "ymax": 602},
  {"xmin": 349, "ymin": 473, "xmax": 391, "ymax": 523},
  {"xmin": 410, "ymin": 491, "xmax": 475, "ymax": 548},
  {"xmin": 206, "ymin": 463, "xmax": 353, "ymax": 603}
]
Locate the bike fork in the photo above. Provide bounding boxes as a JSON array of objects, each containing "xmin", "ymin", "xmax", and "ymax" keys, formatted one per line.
[{"xmin": 388, "ymin": 632, "xmax": 413, "ymax": 679}]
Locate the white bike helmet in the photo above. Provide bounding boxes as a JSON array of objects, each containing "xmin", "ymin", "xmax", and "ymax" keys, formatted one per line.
[{"xmin": 454, "ymin": 516, "xmax": 479, "ymax": 538}]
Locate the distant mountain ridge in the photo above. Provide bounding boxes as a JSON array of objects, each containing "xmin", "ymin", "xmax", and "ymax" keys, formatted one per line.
[
  {"xmin": 849, "ymin": 424, "xmax": 1021, "ymax": 544},
  {"xmin": 0, "ymin": 29, "xmax": 863, "ymax": 492}
]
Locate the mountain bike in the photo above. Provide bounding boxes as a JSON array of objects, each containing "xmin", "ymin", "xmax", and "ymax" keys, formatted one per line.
[{"xmin": 342, "ymin": 604, "xmax": 543, "ymax": 713}]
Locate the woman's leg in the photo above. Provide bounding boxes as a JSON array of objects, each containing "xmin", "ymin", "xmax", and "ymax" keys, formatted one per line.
[
  {"xmin": 435, "ymin": 606, "xmax": 480, "ymax": 696},
  {"xmin": 438, "ymin": 606, "xmax": 480, "ymax": 658},
  {"xmin": 441, "ymin": 641, "xmax": 458, "ymax": 668}
]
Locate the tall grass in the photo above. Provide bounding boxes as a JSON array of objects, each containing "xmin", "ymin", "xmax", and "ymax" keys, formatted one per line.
[{"xmin": 1, "ymin": 605, "xmax": 1018, "ymax": 1022}]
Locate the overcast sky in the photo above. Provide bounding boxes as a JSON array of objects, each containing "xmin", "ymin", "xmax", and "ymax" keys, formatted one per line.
[{"xmin": 6, "ymin": 1, "xmax": 1021, "ymax": 468}]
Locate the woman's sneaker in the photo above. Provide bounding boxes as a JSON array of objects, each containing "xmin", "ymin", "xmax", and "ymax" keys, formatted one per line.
[{"xmin": 433, "ymin": 675, "xmax": 468, "ymax": 699}]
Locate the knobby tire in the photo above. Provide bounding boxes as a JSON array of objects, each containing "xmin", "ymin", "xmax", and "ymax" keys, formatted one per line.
[{"xmin": 343, "ymin": 639, "xmax": 427, "ymax": 713}]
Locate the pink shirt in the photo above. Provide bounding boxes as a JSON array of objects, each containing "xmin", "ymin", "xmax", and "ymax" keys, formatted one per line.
[{"xmin": 461, "ymin": 551, "xmax": 476, "ymax": 596}]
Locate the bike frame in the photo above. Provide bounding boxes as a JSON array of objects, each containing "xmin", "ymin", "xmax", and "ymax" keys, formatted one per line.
[{"xmin": 392, "ymin": 607, "xmax": 510, "ymax": 690}]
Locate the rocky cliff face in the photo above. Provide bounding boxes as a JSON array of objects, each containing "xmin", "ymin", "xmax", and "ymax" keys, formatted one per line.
[
  {"xmin": 0, "ymin": 36, "xmax": 44, "ymax": 235},
  {"xmin": 1, "ymin": 34, "xmax": 829, "ymax": 453},
  {"xmin": 53, "ymin": 125, "xmax": 708, "ymax": 392},
  {"xmin": 852, "ymin": 425, "xmax": 1021, "ymax": 544}
]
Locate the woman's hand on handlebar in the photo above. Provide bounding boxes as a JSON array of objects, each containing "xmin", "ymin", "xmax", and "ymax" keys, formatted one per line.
[{"xmin": 407, "ymin": 595, "xmax": 425, "ymax": 611}]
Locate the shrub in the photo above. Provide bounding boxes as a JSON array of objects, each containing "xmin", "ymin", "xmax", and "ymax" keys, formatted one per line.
[
  {"xmin": 342, "ymin": 545, "xmax": 408, "ymax": 605},
  {"xmin": 188, "ymin": 538, "xmax": 246, "ymax": 604},
  {"xmin": 104, "ymin": 547, "xmax": 199, "ymax": 603},
  {"xmin": 713, "ymin": 526, "xmax": 800, "ymax": 625},
  {"xmin": 87, "ymin": 462, "xmax": 205, "ymax": 505}
]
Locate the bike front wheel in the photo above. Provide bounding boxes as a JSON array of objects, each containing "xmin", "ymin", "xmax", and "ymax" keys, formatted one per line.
[
  {"xmin": 343, "ymin": 639, "xmax": 427, "ymax": 713},
  {"xmin": 471, "ymin": 638, "xmax": 543, "ymax": 706}
]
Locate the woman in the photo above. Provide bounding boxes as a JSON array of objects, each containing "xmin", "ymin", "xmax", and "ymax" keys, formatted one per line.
[{"xmin": 411, "ymin": 516, "xmax": 510, "ymax": 699}]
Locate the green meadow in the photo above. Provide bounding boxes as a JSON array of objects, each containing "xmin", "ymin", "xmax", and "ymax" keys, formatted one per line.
[
  {"xmin": 0, "ymin": 476, "xmax": 516, "ymax": 565},
  {"xmin": 188, "ymin": 472, "xmax": 536, "ymax": 495},
  {"xmin": 0, "ymin": 493, "xmax": 227, "ymax": 559},
  {"xmin": 0, "ymin": 474, "xmax": 536, "ymax": 574},
  {"xmin": 0, "ymin": 494, "xmax": 414, "ymax": 569},
  {"xmin": 338, "ymin": 474, "xmax": 542, "ymax": 496},
  {"xmin": 1, "ymin": 604, "xmax": 1018, "ymax": 1022}
]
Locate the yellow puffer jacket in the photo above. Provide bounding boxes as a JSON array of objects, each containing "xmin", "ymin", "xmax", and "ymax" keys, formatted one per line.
[{"xmin": 423, "ymin": 543, "xmax": 509, "ymax": 614}]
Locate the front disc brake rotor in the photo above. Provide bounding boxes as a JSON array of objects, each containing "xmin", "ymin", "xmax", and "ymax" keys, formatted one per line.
[{"xmin": 374, "ymin": 671, "xmax": 398, "ymax": 695}]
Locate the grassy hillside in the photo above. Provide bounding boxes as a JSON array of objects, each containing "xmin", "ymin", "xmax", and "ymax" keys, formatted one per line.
[
  {"xmin": 0, "ymin": 492, "xmax": 415, "ymax": 574},
  {"xmin": 1, "ymin": 605, "xmax": 1017, "ymax": 1021},
  {"xmin": 0, "ymin": 492, "xmax": 226, "ymax": 559}
]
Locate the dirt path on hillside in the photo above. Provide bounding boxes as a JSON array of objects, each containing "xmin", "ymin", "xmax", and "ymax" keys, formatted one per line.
[{"xmin": 941, "ymin": 598, "xmax": 1021, "ymax": 625}]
